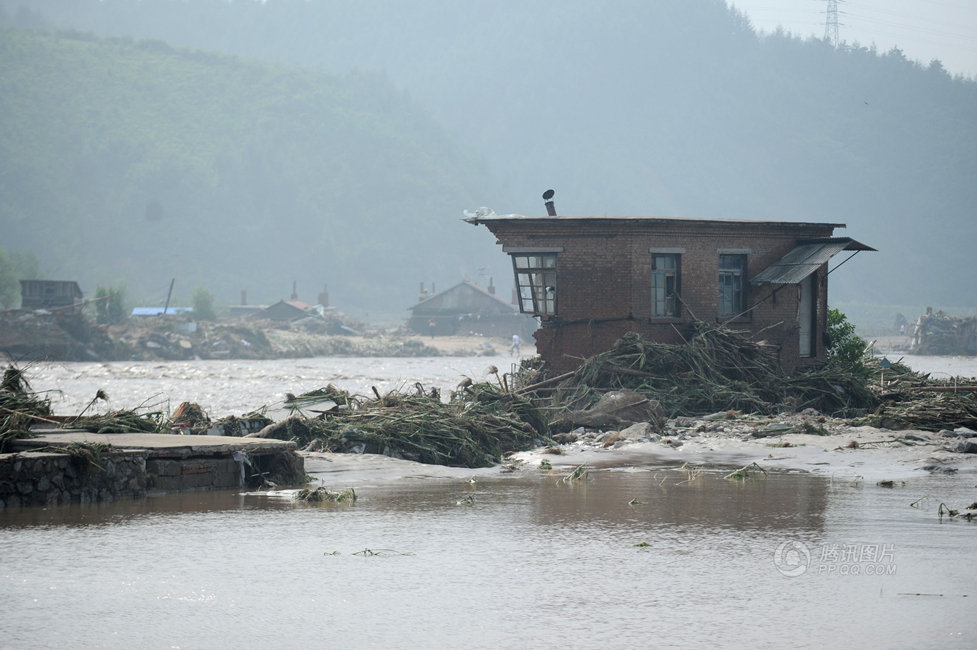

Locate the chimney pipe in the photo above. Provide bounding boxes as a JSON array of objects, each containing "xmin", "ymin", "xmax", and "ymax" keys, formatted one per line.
[
  {"xmin": 542, "ymin": 189, "xmax": 556, "ymax": 216},
  {"xmin": 241, "ymin": 290, "xmax": 247, "ymax": 306},
  {"xmin": 488, "ymin": 277, "xmax": 495, "ymax": 295}
]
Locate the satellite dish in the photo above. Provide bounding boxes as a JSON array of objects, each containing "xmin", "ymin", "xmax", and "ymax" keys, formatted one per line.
[{"xmin": 542, "ymin": 189, "xmax": 555, "ymax": 200}]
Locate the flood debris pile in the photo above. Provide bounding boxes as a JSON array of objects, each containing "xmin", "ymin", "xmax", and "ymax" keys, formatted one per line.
[
  {"xmin": 246, "ymin": 325, "xmax": 974, "ymax": 468},
  {"xmin": 249, "ymin": 382, "xmax": 548, "ymax": 468},
  {"xmin": 164, "ymin": 401, "xmax": 273, "ymax": 436},
  {"xmin": 853, "ymin": 359, "xmax": 977, "ymax": 432},
  {"xmin": 538, "ymin": 324, "xmax": 878, "ymax": 424},
  {"xmin": 0, "ymin": 308, "xmax": 456, "ymax": 363},
  {"xmin": 59, "ymin": 410, "xmax": 165, "ymax": 434},
  {"xmin": 0, "ymin": 366, "xmax": 52, "ymax": 452},
  {"xmin": 295, "ymin": 486, "xmax": 357, "ymax": 503},
  {"xmin": 107, "ymin": 318, "xmax": 278, "ymax": 360},
  {"xmin": 0, "ymin": 309, "xmax": 118, "ymax": 361},
  {"xmin": 911, "ymin": 311, "xmax": 977, "ymax": 355},
  {"xmin": 515, "ymin": 324, "xmax": 976, "ymax": 437},
  {"xmin": 866, "ymin": 393, "xmax": 977, "ymax": 432},
  {"xmin": 46, "ymin": 389, "xmax": 166, "ymax": 434}
]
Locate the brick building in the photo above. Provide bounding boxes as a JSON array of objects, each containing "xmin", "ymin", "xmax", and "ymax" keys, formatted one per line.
[{"xmin": 466, "ymin": 212, "xmax": 873, "ymax": 374}]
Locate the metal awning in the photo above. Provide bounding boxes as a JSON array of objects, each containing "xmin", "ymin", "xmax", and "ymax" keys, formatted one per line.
[{"xmin": 751, "ymin": 237, "xmax": 875, "ymax": 286}]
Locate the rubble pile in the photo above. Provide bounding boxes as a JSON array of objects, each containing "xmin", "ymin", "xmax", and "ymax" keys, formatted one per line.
[
  {"xmin": 1, "ymin": 311, "xmax": 454, "ymax": 361},
  {"xmin": 912, "ymin": 311, "xmax": 977, "ymax": 355},
  {"xmin": 0, "ymin": 309, "xmax": 117, "ymax": 360}
]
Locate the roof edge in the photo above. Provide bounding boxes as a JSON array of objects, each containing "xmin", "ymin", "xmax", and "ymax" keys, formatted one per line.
[{"xmin": 464, "ymin": 214, "xmax": 847, "ymax": 229}]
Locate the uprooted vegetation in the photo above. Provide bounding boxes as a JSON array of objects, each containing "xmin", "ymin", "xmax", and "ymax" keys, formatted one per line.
[
  {"xmin": 0, "ymin": 366, "xmax": 52, "ymax": 452},
  {"xmin": 521, "ymin": 323, "xmax": 974, "ymax": 433},
  {"xmin": 542, "ymin": 324, "xmax": 878, "ymax": 422},
  {"xmin": 249, "ymin": 382, "xmax": 549, "ymax": 468}
]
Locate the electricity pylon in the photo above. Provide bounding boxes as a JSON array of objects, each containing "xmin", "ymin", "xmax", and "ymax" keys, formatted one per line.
[{"xmin": 823, "ymin": 0, "xmax": 843, "ymax": 47}]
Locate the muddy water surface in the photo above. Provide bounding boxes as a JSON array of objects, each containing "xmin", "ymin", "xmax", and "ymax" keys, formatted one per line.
[
  {"xmin": 26, "ymin": 356, "xmax": 517, "ymax": 417},
  {"xmin": 4, "ymin": 355, "xmax": 976, "ymax": 648},
  {"xmin": 2, "ymin": 467, "xmax": 975, "ymax": 648}
]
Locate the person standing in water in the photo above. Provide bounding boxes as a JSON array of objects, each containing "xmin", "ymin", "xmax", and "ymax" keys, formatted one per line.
[{"xmin": 510, "ymin": 334, "xmax": 521, "ymax": 355}]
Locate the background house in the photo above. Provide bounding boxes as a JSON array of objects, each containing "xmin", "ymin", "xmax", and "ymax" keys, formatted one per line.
[
  {"xmin": 19, "ymin": 280, "xmax": 83, "ymax": 312},
  {"xmin": 407, "ymin": 280, "xmax": 536, "ymax": 338},
  {"xmin": 467, "ymin": 210, "xmax": 873, "ymax": 373},
  {"xmin": 255, "ymin": 299, "xmax": 314, "ymax": 322}
]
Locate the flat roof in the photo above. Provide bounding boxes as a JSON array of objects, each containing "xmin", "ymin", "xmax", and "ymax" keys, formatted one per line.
[{"xmin": 464, "ymin": 214, "xmax": 847, "ymax": 229}]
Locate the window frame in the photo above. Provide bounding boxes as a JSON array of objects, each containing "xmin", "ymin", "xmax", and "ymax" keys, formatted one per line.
[
  {"xmin": 650, "ymin": 249, "xmax": 682, "ymax": 318},
  {"xmin": 718, "ymin": 252, "xmax": 748, "ymax": 318},
  {"xmin": 508, "ymin": 250, "xmax": 559, "ymax": 317}
]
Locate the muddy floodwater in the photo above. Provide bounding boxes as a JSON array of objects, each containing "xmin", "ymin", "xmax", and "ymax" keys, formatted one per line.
[
  {"xmin": 4, "ymin": 355, "xmax": 977, "ymax": 648},
  {"xmin": 3, "ymin": 468, "xmax": 975, "ymax": 648}
]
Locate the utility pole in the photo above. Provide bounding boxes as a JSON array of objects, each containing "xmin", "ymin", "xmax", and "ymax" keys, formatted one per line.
[{"xmin": 823, "ymin": 0, "xmax": 842, "ymax": 47}]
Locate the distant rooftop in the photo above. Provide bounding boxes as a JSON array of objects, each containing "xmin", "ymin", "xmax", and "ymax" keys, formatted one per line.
[{"xmin": 131, "ymin": 307, "xmax": 193, "ymax": 317}]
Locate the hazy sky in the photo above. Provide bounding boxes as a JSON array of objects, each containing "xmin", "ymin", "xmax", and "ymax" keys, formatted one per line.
[{"xmin": 730, "ymin": 0, "xmax": 977, "ymax": 78}]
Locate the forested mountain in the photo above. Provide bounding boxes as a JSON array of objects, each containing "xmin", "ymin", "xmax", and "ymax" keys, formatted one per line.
[
  {"xmin": 1, "ymin": 0, "xmax": 975, "ymax": 325},
  {"xmin": 0, "ymin": 27, "xmax": 505, "ymax": 315}
]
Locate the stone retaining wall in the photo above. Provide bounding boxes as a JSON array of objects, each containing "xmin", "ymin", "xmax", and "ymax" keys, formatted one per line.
[
  {"xmin": 0, "ymin": 448, "xmax": 305, "ymax": 508},
  {"xmin": 0, "ymin": 450, "xmax": 148, "ymax": 508}
]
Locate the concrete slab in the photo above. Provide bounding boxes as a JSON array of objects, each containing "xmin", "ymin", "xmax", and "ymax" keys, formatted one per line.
[{"xmin": 12, "ymin": 431, "xmax": 295, "ymax": 458}]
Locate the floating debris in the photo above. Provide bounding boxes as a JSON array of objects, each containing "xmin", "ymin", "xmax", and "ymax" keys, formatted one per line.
[
  {"xmin": 559, "ymin": 464, "xmax": 589, "ymax": 484},
  {"xmin": 677, "ymin": 462, "xmax": 703, "ymax": 485},
  {"xmin": 724, "ymin": 461, "xmax": 767, "ymax": 480},
  {"xmin": 937, "ymin": 502, "xmax": 977, "ymax": 521},
  {"xmin": 352, "ymin": 548, "xmax": 414, "ymax": 557},
  {"xmin": 295, "ymin": 486, "xmax": 357, "ymax": 503}
]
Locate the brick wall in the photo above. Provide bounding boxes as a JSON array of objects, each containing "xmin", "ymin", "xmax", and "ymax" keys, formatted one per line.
[{"xmin": 484, "ymin": 217, "xmax": 839, "ymax": 374}]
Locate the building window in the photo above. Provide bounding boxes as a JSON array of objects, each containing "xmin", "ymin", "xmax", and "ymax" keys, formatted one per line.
[
  {"xmin": 511, "ymin": 253, "xmax": 557, "ymax": 316},
  {"xmin": 651, "ymin": 253, "xmax": 680, "ymax": 317},
  {"xmin": 718, "ymin": 253, "xmax": 746, "ymax": 317}
]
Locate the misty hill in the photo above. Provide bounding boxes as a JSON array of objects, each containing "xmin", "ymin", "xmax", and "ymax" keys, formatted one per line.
[
  {"xmin": 0, "ymin": 27, "xmax": 507, "ymax": 317},
  {"xmin": 3, "ymin": 0, "xmax": 976, "ymax": 326}
]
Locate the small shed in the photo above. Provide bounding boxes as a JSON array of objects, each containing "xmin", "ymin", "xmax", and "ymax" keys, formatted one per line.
[
  {"xmin": 407, "ymin": 281, "xmax": 536, "ymax": 338},
  {"xmin": 19, "ymin": 280, "xmax": 83, "ymax": 311},
  {"xmin": 466, "ymin": 207, "xmax": 873, "ymax": 373}
]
